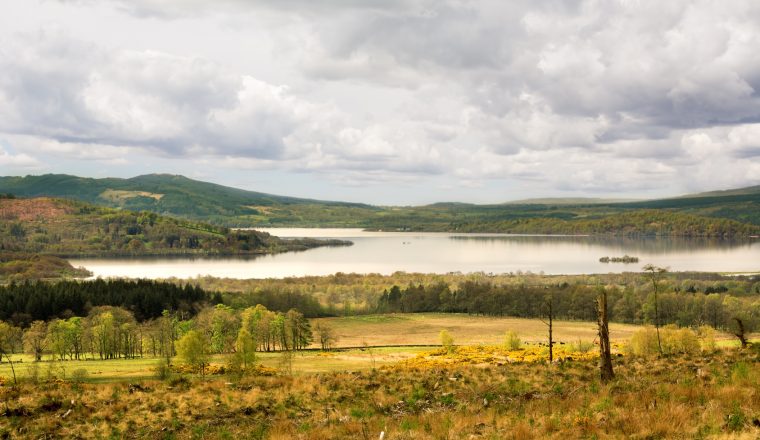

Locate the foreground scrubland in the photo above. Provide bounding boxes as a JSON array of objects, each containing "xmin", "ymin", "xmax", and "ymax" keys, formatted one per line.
[
  {"xmin": 2, "ymin": 347, "xmax": 760, "ymax": 439},
  {"xmin": 1, "ymin": 313, "xmax": 757, "ymax": 439},
  {"xmin": 1, "ymin": 271, "xmax": 759, "ymax": 438}
]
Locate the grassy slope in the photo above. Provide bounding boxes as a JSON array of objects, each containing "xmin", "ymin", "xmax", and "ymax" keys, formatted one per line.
[
  {"xmin": 0, "ymin": 174, "xmax": 378, "ymax": 226},
  {"xmin": 2, "ymin": 174, "xmax": 760, "ymax": 234}
]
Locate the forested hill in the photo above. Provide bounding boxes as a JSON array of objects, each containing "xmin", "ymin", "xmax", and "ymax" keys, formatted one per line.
[
  {"xmin": 1, "ymin": 174, "xmax": 760, "ymax": 236},
  {"xmin": 442, "ymin": 210, "xmax": 760, "ymax": 237},
  {"xmin": 0, "ymin": 197, "xmax": 349, "ymax": 258},
  {"xmin": 0, "ymin": 173, "xmax": 377, "ymax": 226}
]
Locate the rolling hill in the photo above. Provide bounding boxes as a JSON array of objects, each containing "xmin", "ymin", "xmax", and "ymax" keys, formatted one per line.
[
  {"xmin": 1, "ymin": 174, "xmax": 760, "ymax": 235},
  {"xmin": 0, "ymin": 196, "xmax": 349, "ymax": 258},
  {"xmin": 0, "ymin": 174, "xmax": 378, "ymax": 226}
]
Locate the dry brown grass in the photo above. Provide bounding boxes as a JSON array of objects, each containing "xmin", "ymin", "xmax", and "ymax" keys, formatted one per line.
[
  {"xmin": 313, "ymin": 313, "xmax": 644, "ymax": 348},
  {"xmin": 3, "ymin": 348, "xmax": 760, "ymax": 439},
  {"xmin": 0, "ymin": 198, "xmax": 73, "ymax": 221}
]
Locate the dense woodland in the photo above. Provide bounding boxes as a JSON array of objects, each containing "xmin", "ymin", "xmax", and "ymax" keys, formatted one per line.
[
  {"xmin": 0, "ymin": 197, "xmax": 349, "ymax": 258},
  {"xmin": 193, "ymin": 271, "xmax": 760, "ymax": 319},
  {"xmin": 440, "ymin": 209, "xmax": 760, "ymax": 237},
  {"xmin": 0, "ymin": 280, "xmax": 209, "ymax": 323},
  {"xmin": 375, "ymin": 280, "xmax": 760, "ymax": 333},
  {"xmin": 0, "ymin": 279, "xmax": 313, "ymax": 362}
]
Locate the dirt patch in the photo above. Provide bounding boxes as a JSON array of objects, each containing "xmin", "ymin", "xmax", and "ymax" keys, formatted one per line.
[
  {"xmin": 100, "ymin": 189, "xmax": 164, "ymax": 202},
  {"xmin": 0, "ymin": 198, "xmax": 74, "ymax": 221}
]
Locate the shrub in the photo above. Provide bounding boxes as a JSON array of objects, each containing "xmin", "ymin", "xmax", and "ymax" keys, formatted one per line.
[
  {"xmin": 730, "ymin": 362, "xmax": 755, "ymax": 385},
  {"xmin": 70, "ymin": 368, "xmax": 89, "ymax": 384},
  {"xmin": 661, "ymin": 325, "xmax": 700, "ymax": 355},
  {"xmin": 504, "ymin": 330, "xmax": 521, "ymax": 350},
  {"xmin": 627, "ymin": 325, "xmax": 700, "ymax": 357},
  {"xmin": 154, "ymin": 360, "xmax": 173, "ymax": 381},
  {"xmin": 25, "ymin": 363, "xmax": 40, "ymax": 384},
  {"xmin": 440, "ymin": 330, "xmax": 454, "ymax": 354},
  {"xmin": 697, "ymin": 325, "xmax": 717, "ymax": 353},
  {"xmin": 168, "ymin": 375, "xmax": 191, "ymax": 389},
  {"xmin": 569, "ymin": 339, "xmax": 594, "ymax": 354},
  {"xmin": 627, "ymin": 326, "xmax": 660, "ymax": 357}
]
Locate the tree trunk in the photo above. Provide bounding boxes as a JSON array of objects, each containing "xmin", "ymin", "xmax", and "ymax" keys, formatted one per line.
[
  {"xmin": 733, "ymin": 317, "xmax": 748, "ymax": 348},
  {"xmin": 597, "ymin": 290, "xmax": 614, "ymax": 383},
  {"xmin": 654, "ymin": 289, "xmax": 662, "ymax": 355},
  {"xmin": 548, "ymin": 301, "xmax": 553, "ymax": 363}
]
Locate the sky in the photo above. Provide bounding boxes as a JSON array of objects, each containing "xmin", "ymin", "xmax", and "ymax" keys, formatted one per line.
[{"xmin": 1, "ymin": 0, "xmax": 760, "ymax": 205}]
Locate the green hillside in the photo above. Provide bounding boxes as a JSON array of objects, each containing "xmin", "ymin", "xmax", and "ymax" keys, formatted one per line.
[
  {"xmin": 0, "ymin": 196, "xmax": 349, "ymax": 258},
  {"xmin": 2, "ymin": 174, "xmax": 759, "ymax": 235},
  {"xmin": 0, "ymin": 174, "xmax": 379, "ymax": 226},
  {"xmin": 596, "ymin": 192, "xmax": 760, "ymax": 226}
]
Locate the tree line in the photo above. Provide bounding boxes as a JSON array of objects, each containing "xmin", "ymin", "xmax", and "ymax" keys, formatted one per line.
[
  {"xmin": 376, "ymin": 280, "xmax": 760, "ymax": 334},
  {"xmin": 0, "ymin": 279, "xmax": 208, "ymax": 324},
  {"xmin": 446, "ymin": 210, "xmax": 760, "ymax": 237},
  {"xmin": 0, "ymin": 303, "xmax": 317, "ymax": 367}
]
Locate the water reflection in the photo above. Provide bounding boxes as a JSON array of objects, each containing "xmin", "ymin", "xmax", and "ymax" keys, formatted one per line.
[
  {"xmin": 71, "ymin": 229, "xmax": 760, "ymax": 279},
  {"xmin": 448, "ymin": 235, "xmax": 755, "ymax": 254}
]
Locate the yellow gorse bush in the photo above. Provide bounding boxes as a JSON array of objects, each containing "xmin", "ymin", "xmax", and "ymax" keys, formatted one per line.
[
  {"xmin": 170, "ymin": 363, "xmax": 278, "ymax": 376},
  {"xmin": 390, "ymin": 343, "xmax": 605, "ymax": 370},
  {"xmin": 626, "ymin": 325, "xmax": 703, "ymax": 357}
]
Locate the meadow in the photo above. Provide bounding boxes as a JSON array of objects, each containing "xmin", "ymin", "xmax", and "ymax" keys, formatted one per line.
[
  {"xmin": 0, "ymin": 314, "xmax": 639, "ymax": 381},
  {"xmin": 313, "ymin": 313, "xmax": 644, "ymax": 348},
  {"xmin": 2, "ymin": 345, "xmax": 760, "ymax": 439},
  {"xmin": 0, "ymin": 314, "xmax": 740, "ymax": 381},
  {"xmin": 2, "ymin": 313, "xmax": 756, "ymax": 439}
]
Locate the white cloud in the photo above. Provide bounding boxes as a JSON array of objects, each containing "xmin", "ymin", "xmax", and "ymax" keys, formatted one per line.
[
  {"xmin": 0, "ymin": 146, "xmax": 41, "ymax": 169},
  {"xmin": 2, "ymin": 0, "xmax": 760, "ymax": 202}
]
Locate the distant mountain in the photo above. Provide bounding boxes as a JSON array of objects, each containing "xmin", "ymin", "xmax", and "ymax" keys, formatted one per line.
[
  {"xmin": 505, "ymin": 197, "xmax": 641, "ymax": 205},
  {"xmin": 605, "ymin": 186, "xmax": 760, "ymax": 226},
  {"xmin": 677, "ymin": 185, "xmax": 760, "ymax": 198},
  {"xmin": 0, "ymin": 174, "xmax": 377, "ymax": 226},
  {"xmin": 2, "ymin": 174, "xmax": 759, "ymax": 232}
]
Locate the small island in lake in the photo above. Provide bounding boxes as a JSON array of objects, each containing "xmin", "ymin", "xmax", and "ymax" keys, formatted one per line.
[{"xmin": 599, "ymin": 255, "xmax": 639, "ymax": 264}]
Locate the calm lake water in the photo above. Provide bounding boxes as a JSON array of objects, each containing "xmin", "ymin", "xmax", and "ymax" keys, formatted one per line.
[{"xmin": 70, "ymin": 228, "xmax": 760, "ymax": 279}]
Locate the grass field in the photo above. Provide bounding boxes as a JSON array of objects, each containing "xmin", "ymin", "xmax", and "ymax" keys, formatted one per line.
[
  {"xmin": 314, "ymin": 313, "xmax": 646, "ymax": 348},
  {"xmin": 0, "ymin": 348, "xmax": 431, "ymax": 382},
  {"xmin": 2, "ymin": 313, "xmax": 759, "ymax": 439},
  {"xmin": 0, "ymin": 314, "xmax": 743, "ymax": 383}
]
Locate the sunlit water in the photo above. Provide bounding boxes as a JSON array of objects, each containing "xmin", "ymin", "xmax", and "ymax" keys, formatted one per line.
[{"xmin": 70, "ymin": 228, "xmax": 760, "ymax": 279}]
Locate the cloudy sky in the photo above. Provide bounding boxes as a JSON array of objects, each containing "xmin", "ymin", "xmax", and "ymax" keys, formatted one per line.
[{"xmin": 1, "ymin": 0, "xmax": 760, "ymax": 204}]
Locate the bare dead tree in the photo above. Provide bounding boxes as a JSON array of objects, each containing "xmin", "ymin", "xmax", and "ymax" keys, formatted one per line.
[
  {"xmin": 643, "ymin": 264, "xmax": 668, "ymax": 355},
  {"xmin": 539, "ymin": 295, "xmax": 554, "ymax": 363},
  {"xmin": 732, "ymin": 317, "xmax": 748, "ymax": 348},
  {"xmin": 597, "ymin": 288, "xmax": 614, "ymax": 383}
]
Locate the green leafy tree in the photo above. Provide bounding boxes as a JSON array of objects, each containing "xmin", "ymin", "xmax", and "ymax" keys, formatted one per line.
[
  {"xmin": 314, "ymin": 322, "xmax": 336, "ymax": 351},
  {"xmin": 176, "ymin": 330, "xmax": 210, "ymax": 376},
  {"xmin": 0, "ymin": 321, "xmax": 22, "ymax": 384},
  {"xmin": 23, "ymin": 320, "xmax": 48, "ymax": 361},
  {"xmin": 233, "ymin": 327, "xmax": 257, "ymax": 372},
  {"xmin": 285, "ymin": 309, "xmax": 312, "ymax": 351}
]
